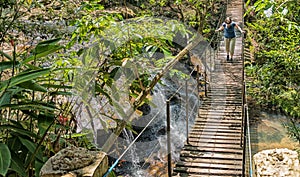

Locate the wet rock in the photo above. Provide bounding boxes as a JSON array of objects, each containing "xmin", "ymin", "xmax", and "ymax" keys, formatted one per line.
[
  {"xmin": 137, "ymin": 103, "xmax": 151, "ymax": 115},
  {"xmin": 253, "ymin": 148, "xmax": 300, "ymax": 177}
]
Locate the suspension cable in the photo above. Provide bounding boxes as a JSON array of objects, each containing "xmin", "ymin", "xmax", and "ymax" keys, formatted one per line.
[
  {"xmin": 103, "ymin": 111, "xmax": 161, "ymax": 177},
  {"xmin": 102, "ymin": 6, "xmax": 227, "ymax": 176},
  {"xmin": 246, "ymin": 104, "xmax": 253, "ymax": 177}
]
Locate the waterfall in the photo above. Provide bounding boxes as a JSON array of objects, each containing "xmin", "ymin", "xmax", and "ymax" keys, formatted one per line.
[
  {"xmin": 122, "ymin": 129, "xmax": 141, "ymax": 171},
  {"xmin": 113, "ymin": 69, "xmax": 199, "ymax": 176}
]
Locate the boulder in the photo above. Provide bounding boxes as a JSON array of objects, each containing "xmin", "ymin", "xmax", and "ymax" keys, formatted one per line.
[
  {"xmin": 253, "ymin": 148, "xmax": 300, "ymax": 177},
  {"xmin": 40, "ymin": 146, "xmax": 108, "ymax": 177}
]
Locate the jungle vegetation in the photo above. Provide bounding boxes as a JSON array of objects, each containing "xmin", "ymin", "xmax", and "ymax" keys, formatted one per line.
[
  {"xmin": 0, "ymin": 0, "xmax": 299, "ymax": 176},
  {"xmin": 0, "ymin": 0, "xmax": 225, "ymax": 176},
  {"xmin": 244, "ymin": 0, "xmax": 300, "ymax": 143}
]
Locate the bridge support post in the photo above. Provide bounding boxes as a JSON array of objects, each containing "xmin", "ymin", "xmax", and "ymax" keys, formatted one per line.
[
  {"xmin": 197, "ymin": 65, "xmax": 201, "ymax": 117},
  {"xmin": 204, "ymin": 51, "xmax": 207, "ymax": 97},
  {"xmin": 185, "ymin": 79, "xmax": 189, "ymax": 144},
  {"xmin": 166, "ymin": 100, "xmax": 172, "ymax": 177},
  {"xmin": 242, "ymin": 104, "xmax": 247, "ymax": 177}
]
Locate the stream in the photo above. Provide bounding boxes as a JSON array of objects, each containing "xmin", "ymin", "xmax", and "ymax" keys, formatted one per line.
[
  {"xmin": 108, "ymin": 72, "xmax": 200, "ymax": 176},
  {"xmin": 250, "ymin": 111, "xmax": 299, "ymax": 155}
]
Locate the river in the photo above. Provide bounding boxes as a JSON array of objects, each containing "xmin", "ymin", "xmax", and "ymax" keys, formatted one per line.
[{"xmin": 250, "ymin": 111, "xmax": 299, "ymax": 155}]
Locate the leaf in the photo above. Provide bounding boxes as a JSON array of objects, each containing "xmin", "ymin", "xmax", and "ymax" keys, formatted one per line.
[
  {"xmin": 0, "ymin": 50, "xmax": 13, "ymax": 60},
  {"xmin": 23, "ymin": 40, "xmax": 64, "ymax": 64},
  {"xmin": 1, "ymin": 103, "xmax": 56, "ymax": 111},
  {"xmin": 35, "ymin": 158, "xmax": 46, "ymax": 177},
  {"xmin": 0, "ymin": 92, "xmax": 11, "ymax": 107},
  {"xmin": 0, "ymin": 143, "xmax": 11, "ymax": 176},
  {"xmin": 49, "ymin": 91, "xmax": 73, "ymax": 96},
  {"xmin": 61, "ymin": 132, "xmax": 89, "ymax": 138},
  {"xmin": 7, "ymin": 136, "xmax": 22, "ymax": 153},
  {"xmin": 37, "ymin": 38, "xmax": 61, "ymax": 45},
  {"xmin": 38, "ymin": 114, "xmax": 55, "ymax": 135},
  {"xmin": 0, "ymin": 125, "xmax": 38, "ymax": 138},
  {"xmin": 0, "ymin": 61, "xmax": 19, "ymax": 72},
  {"xmin": 18, "ymin": 80, "xmax": 48, "ymax": 92},
  {"xmin": 0, "ymin": 68, "xmax": 50, "ymax": 92},
  {"xmin": 95, "ymin": 84, "xmax": 111, "ymax": 102},
  {"xmin": 10, "ymin": 152, "xmax": 26, "ymax": 177},
  {"xmin": 18, "ymin": 137, "xmax": 43, "ymax": 162},
  {"xmin": 41, "ymin": 84, "xmax": 73, "ymax": 89},
  {"xmin": 32, "ymin": 38, "xmax": 61, "ymax": 54}
]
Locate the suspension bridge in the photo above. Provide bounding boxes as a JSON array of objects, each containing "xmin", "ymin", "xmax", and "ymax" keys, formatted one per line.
[
  {"xmin": 101, "ymin": 0, "xmax": 252, "ymax": 176},
  {"xmin": 172, "ymin": 0, "xmax": 249, "ymax": 176}
]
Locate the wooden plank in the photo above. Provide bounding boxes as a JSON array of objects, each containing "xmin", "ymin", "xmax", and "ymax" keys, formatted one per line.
[
  {"xmin": 179, "ymin": 152, "xmax": 243, "ymax": 161},
  {"xmin": 173, "ymin": 0, "xmax": 245, "ymax": 176},
  {"xmin": 187, "ymin": 139, "xmax": 241, "ymax": 145},
  {"xmin": 192, "ymin": 125, "xmax": 241, "ymax": 130},
  {"xmin": 175, "ymin": 167, "xmax": 242, "ymax": 176},
  {"xmin": 189, "ymin": 131, "xmax": 241, "ymax": 137},
  {"xmin": 188, "ymin": 135, "xmax": 241, "ymax": 141},
  {"xmin": 178, "ymin": 156, "xmax": 243, "ymax": 165},
  {"xmin": 191, "ymin": 129, "xmax": 241, "ymax": 133},
  {"xmin": 182, "ymin": 146, "xmax": 242, "ymax": 154},
  {"xmin": 176, "ymin": 161, "xmax": 242, "ymax": 170},
  {"xmin": 194, "ymin": 119, "xmax": 242, "ymax": 124}
]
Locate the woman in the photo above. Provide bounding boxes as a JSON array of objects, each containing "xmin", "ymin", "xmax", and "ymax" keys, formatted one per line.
[{"xmin": 215, "ymin": 17, "xmax": 245, "ymax": 61}]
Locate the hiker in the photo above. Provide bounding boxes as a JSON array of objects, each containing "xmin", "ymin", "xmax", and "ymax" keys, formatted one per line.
[{"xmin": 215, "ymin": 17, "xmax": 245, "ymax": 61}]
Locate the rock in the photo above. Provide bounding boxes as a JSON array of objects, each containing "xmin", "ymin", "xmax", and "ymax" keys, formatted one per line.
[
  {"xmin": 253, "ymin": 148, "xmax": 300, "ymax": 177},
  {"xmin": 40, "ymin": 146, "xmax": 108, "ymax": 177}
]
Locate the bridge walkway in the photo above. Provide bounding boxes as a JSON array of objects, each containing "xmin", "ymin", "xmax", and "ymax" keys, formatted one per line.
[{"xmin": 173, "ymin": 0, "xmax": 245, "ymax": 176}]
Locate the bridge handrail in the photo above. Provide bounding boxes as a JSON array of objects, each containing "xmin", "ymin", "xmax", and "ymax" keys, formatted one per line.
[
  {"xmin": 241, "ymin": 1, "xmax": 254, "ymax": 175},
  {"xmin": 165, "ymin": 4, "xmax": 228, "ymax": 176},
  {"xmin": 103, "ymin": 4, "xmax": 229, "ymax": 176}
]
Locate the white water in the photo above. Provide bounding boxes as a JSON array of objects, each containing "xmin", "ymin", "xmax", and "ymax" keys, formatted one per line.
[{"xmin": 114, "ymin": 74, "xmax": 199, "ymax": 176}]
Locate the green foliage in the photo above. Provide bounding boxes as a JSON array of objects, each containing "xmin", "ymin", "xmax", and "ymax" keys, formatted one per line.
[
  {"xmin": 147, "ymin": 0, "xmax": 222, "ymax": 36},
  {"xmin": 283, "ymin": 120, "xmax": 300, "ymax": 144},
  {"xmin": 0, "ymin": 1, "xmax": 93, "ymax": 174},
  {"xmin": 0, "ymin": 143, "xmax": 11, "ymax": 176},
  {"xmin": 0, "ymin": 1, "xmax": 227, "ymax": 176},
  {"xmin": 245, "ymin": 0, "xmax": 300, "ymax": 142}
]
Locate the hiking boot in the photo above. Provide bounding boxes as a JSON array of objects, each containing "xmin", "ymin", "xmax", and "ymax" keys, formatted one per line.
[{"xmin": 226, "ymin": 55, "xmax": 229, "ymax": 61}]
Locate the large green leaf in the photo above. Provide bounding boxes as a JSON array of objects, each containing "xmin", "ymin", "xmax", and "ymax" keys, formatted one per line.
[
  {"xmin": 18, "ymin": 137, "xmax": 43, "ymax": 162},
  {"xmin": 0, "ymin": 125, "xmax": 38, "ymax": 138},
  {"xmin": 35, "ymin": 157, "xmax": 47, "ymax": 177},
  {"xmin": 41, "ymin": 84, "xmax": 73, "ymax": 89},
  {"xmin": 49, "ymin": 91, "xmax": 73, "ymax": 96},
  {"xmin": 0, "ymin": 50, "xmax": 13, "ymax": 60},
  {"xmin": 1, "ymin": 103, "xmax": 56, "ymax": 111},
  {"xmin": 23, "ymin": 45, "xmax": 63, "ymax": 63},
  {"xmin": 7, "ymin": 136, "xmax": 22, "ymax": 153},
  {"xmin": 37, "ymin": 38, "xmax": 61, "ymax": 45},
  {"xmin": 0, "ymin": 143, "xmax": 11, "ymax": 176},
  {"xmin": 38, "ymin": 113, "xmax": 55, "ymax": 135},
  {"xmin": 0, "ymin": 68, "xmax": 50, "ymax": 92},
  {"xmin": 18, "ymin": 137, "xmax": 36, "ymax": 154},
  {"xmin": 0, "ymin": 61, "xmax": 19, "ymax": 72},
  {"xmin": 23, "ymin": 38, "xmax": 63, "ymax": 64},
  {"xmin": 0, "ymin": 92, "xmax": 11, "ymax": 107},
  {"xmin": 10, "ymin": 152, "xmax": 26, "ymax": 177},
  {"xmin": 18, "ymin": 80, "xmax": 48, "ymax": 92}
]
